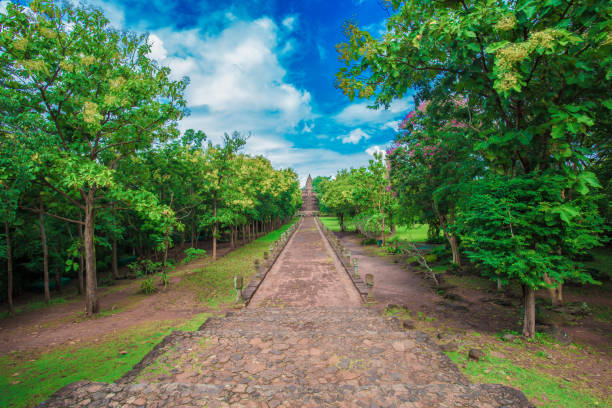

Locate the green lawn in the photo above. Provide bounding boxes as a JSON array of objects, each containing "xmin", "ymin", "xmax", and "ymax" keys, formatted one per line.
[
  {"xmin": 393, "ymin": 224, "xmax": 430, "ymax": 243},
  {"xmin": 319, "ymin": 216, "xmax": 430, "ymax": 243},
  {"xmin": 0, "ymin": 313, "xmax": 211, "ymax": 408},
  {"xmin": 185, "ymin": 218, "xmax": 298, "ymax": 307}
]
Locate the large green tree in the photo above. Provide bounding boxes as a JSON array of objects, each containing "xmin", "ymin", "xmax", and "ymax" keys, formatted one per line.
[
  {"xmin": 337, "ymin": 0, "xmax": 610, "ymax": 336},
  {"xmin": 1, "ymin": 1, "xmax": 186, "ymax": 314}
]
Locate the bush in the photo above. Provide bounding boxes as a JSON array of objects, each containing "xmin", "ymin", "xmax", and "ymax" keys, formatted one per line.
[
  {"xmin": 184, "ymin": 247, "xmax": 207, "ymax": 264},
  {"xmin": 140, "ymin": 277, "xmax": 156, "ymax": 295}
]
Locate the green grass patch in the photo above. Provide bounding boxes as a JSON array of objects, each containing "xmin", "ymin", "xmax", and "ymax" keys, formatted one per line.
[
  {"xmin": 185, "ymin": 219, "xmax": 298, "ymax": 307},
  {"xmin": 444, "ymin": 274, "xmax": 492, "ymax": 291},
  {"xmin": 319, "ymin": 216, "xmax": 353, "ymax": 232},
  {"xmin": 393, "ymin": 224, "xmax": 430, "ymax": 243},
  {"xmin": 0, "ymin": 297, "xmax": 69, "ymax": 320},
  {"xmin": 445, "ymin": 351, "xmax": 608, "ymax": 407},
  {"xmin": 319, "ymin": 216, "xmax": 432, "ymax": 244},
  {"xmin": 0, "ymin": 313, "xmax": 211, "ymax": 408}
]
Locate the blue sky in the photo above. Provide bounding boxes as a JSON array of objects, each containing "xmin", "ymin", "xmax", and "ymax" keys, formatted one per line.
[{"xmin": 9, "ymin": 0, "xmax": 414, "ymax": 184}]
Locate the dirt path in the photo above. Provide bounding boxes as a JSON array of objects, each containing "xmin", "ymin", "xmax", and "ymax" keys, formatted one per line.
[
  {"xmin": 0, "ymin": 243, "xmax": 234, "ymax": 355},
  {"xmin": 249, "ymin": 216, "xmax": 361, "ymax": 307}
]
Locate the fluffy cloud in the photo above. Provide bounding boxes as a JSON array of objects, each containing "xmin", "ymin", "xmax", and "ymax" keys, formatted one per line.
[
  {"xmin": 341, "ymin": 128, "xmax": 370, "ymax": 144},
  {"xmin": 148, "ymin": 18, "xmax": 311, "ymax": 129},
  {"xmin": 334, "ymin": 99, "xmax": 412, "ymax": 127},
  {"xmin": 366, "ymin": 145, "xmax": 386, "ymax": 157}
]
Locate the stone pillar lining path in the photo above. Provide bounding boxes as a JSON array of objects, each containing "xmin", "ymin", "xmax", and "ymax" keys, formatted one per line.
[{"xmin": 249, "ymin": 216, "xmax": 362, "ymax": 307}]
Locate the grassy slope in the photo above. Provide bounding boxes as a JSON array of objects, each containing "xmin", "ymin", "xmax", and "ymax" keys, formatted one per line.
[
  {"xmin": 0, "ymin": 313, "xmax": 210, "ymax": 408},
  {"xmin": 185, "ymin": 218, "xmax": 298, "ymax": 307},
  {"xmin": 1, "ymin": 219, "xmax": 297, "ymax": 408}
]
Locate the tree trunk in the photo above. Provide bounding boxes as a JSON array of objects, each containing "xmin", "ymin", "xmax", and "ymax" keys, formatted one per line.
[
  {"xmin": 555, "ymin": 284, "xmax": 563, "ymax": 305},
  {"xmin": 163, "ymin": 225, "xmax": 170, "ymax": 273},
  {"xmin": 191, "ymin": 221, "xmax": 196, "ymax": 248},
  {"xmin": 84, "ymin": 189, "xmax": 99, "ymax": 316},
  {"xmin": 212, "ymin": 195, "xmax": 217, "ymax": 260},
  {"xmin": 230, "ymin": 226, "xmax": 235, "ymax": 249},
  {"xmin": 543, "ymin": 272, "xmax": 563, "ymax": 306},
  {"xmin": 522, "ymin": 285, "xmax": 536, "ymax": 338},
  {"xmin": 77, "ymin": 216, "xmax": 84, "ymax": 295},
  {"xmin": 111, "ymin": 238, "xmax": 119, "ymax": 279},
  {"xmin": 5, "ymin": 221, "xmax": 14, "ymax": 314},
  {"xmin": 381, "ymin": 215, "xmax": 386, "ymax": 246},
  {"xmin": 339, "ymin": 213, "xmax": 345, "ymax": 232},
  {"xmin": 242, "ymin": 225, "xmax": 246, "ymax": 246},
  {"xmin": 448, "ymin": 233, "xmax": 461, "ymax": 266},
  {"xmin": 39, "ymin": 199, "xmax": 50, "ymax": 304}
]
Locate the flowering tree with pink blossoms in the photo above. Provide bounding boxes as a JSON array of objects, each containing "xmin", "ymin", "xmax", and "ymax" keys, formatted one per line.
[{"xmin": 388, "ymin": 97, "xmax": 482, "ymax": 266}]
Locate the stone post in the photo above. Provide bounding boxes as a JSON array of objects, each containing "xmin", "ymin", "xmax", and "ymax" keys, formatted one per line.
[
  {"xmin": 254, "ymin": 259, "xmax": 261, "ymax": 279},
  {"xmin": 234, "ymin": 275, "xmax": 244, "ymax": 303},
  {"xmin": 365, "ymin": 273, "xmax": 374, "ymax": 302},
  {"xmin": 353, "ymin": 258, "xmax": 359, "ymax": 278},
  {"xmin": 346, "ymin": 250, "xmax": 351, "ymax": 265}
]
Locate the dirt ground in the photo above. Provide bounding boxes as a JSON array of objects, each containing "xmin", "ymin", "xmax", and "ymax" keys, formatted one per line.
[
  {"xmin": 0, "ymin": 241, "xmax": 234, "ymax": 355},
  {"xmin": 336, "ymin": 231, "xmax": 612, "ymax": 402}
]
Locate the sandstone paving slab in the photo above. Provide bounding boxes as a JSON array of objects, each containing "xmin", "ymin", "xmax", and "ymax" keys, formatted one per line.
[
  {"xmin": 130, "ymin": 326, "xmax": 467, "ymax": 387},
  {"xmin": 200, "ymin": 307, "xmax": 402, "ymax": 333},
  {"xmin": 249, "ymin": 217, "xmax": 362, "ymax": 307},
  {"xmin": 38, "ymin": 380, "xmax": 532, "ymax": 408}
]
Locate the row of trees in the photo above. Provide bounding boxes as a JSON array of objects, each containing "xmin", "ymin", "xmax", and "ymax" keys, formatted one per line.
[
  {"xmin": 335, "ymin": 0, "xmax": 610, "ymax": 337},
  {"xmin": 0, "ymin": 2, "xmax": 301, "ymax": 315},
  {"xmin": 316, "ymin": 157, "xmax": 396, "ymax": 245}
]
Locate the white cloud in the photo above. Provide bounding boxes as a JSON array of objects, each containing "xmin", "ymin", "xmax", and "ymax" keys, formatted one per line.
[
  {"xmin": 0, "ymin": 1, "xmax": 9, "ymax": 14},
  {"xmin": 382, "ymin": 120, "xmax": 400, "ymax": 132},
  {"xmin": 341, "ymin": 128, "xmax": 370, "ymax": 144},
  {"xmin": 148, "ymin": 33, "xmax": 167, "ymax": 60},
  {"xmin": 282, "ymin": 15, "xmax": 297, "ymax": 31},
  {"xmin": 366, "ymin": 145, "xmax": 386, "ymax": 157},
  {"xmin": 334, "ymin": 99, "xmax": 412, "ymax": 127}
]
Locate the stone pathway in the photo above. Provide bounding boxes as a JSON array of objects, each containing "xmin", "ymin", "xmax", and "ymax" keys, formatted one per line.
[
  {"xmin": 250, "ymin": 217, "xmax": 362, "ymax": 307},
  {"xmin": 39, "ymin": 217, "xmax": 532, "ymax": 407}
]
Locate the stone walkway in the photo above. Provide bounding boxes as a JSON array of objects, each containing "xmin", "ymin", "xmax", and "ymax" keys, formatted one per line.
[
  {"xmin": 250, "ymin": 217, "xmax": 362, "ymax": 307},
  {"xmin": 39, "ymin": 217, "xmax": 532, "ymax": 407}
]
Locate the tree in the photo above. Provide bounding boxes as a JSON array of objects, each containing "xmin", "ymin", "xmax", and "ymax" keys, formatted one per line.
[
  {"xmin": 336, "ymin": 0, "xmax": 610, "ymax": 336},
  {"xmin": 1, "ymin": 1, "xmax": 186, "ymax": 315}
]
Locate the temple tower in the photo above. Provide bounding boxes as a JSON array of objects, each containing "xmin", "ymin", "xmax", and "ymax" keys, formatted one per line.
[{"xmin": 301, "ymin": 175, "xmax": 319, "ymax": 214}]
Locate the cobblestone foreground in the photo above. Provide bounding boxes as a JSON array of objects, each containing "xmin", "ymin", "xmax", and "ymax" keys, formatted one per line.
[{"xmin": 39, "ymin": 217, "xmax": 532, "ymax": 407}]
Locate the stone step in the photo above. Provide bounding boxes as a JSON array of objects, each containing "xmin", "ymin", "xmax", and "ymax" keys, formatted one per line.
[
  {"xmin": 39, "ymin": 380, "xmax": 533, "ymax": 408},
  {"xmin": 200, "ymin": 308, "xmax": 403, "ymax": 333},
  {"xmin": 123, "ymin": 327, "xmax": 466, "ymax": 388}
]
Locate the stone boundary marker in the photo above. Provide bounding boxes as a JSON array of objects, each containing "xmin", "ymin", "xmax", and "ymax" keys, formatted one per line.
[
  {"xmin": 241, "ymin": 217, "xmax": 303, "ymax": 304},
  {"xmin": 315, "ymin": 217, "xmax": 369, "ymax": 301}
]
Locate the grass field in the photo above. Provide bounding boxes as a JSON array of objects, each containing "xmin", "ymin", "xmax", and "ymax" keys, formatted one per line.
[
  {"xmin": 319, "ymin": 216, "xmax": 430, "ymax": 243},
  {"xmin": 0, "ymin": 313, "xmax": 211, "ymax": 408},
  {"xmin": 185, "ymin": 218, "xmax": 298, "ymax": 307}
]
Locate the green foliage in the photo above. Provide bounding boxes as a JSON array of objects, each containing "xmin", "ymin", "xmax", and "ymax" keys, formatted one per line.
[
  {"xmin": 336, "ymin": 0, "xmax": 610, "ymax": 335},
  {"xmin": 456, "ymin": 174, "xmax": 605, "ymax": 289},
  {"xmin": 183, "ymin": 248, "xmax": 207, "ymax": 264},
  {"xmin": 140, "ymin": 276, "xmax": 156, "ymax": 295}
]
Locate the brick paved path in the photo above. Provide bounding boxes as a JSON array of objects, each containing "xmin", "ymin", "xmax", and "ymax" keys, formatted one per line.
[{"xmin": 39, "ymin": 217, "xmax": 532, "ymax": 407}]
